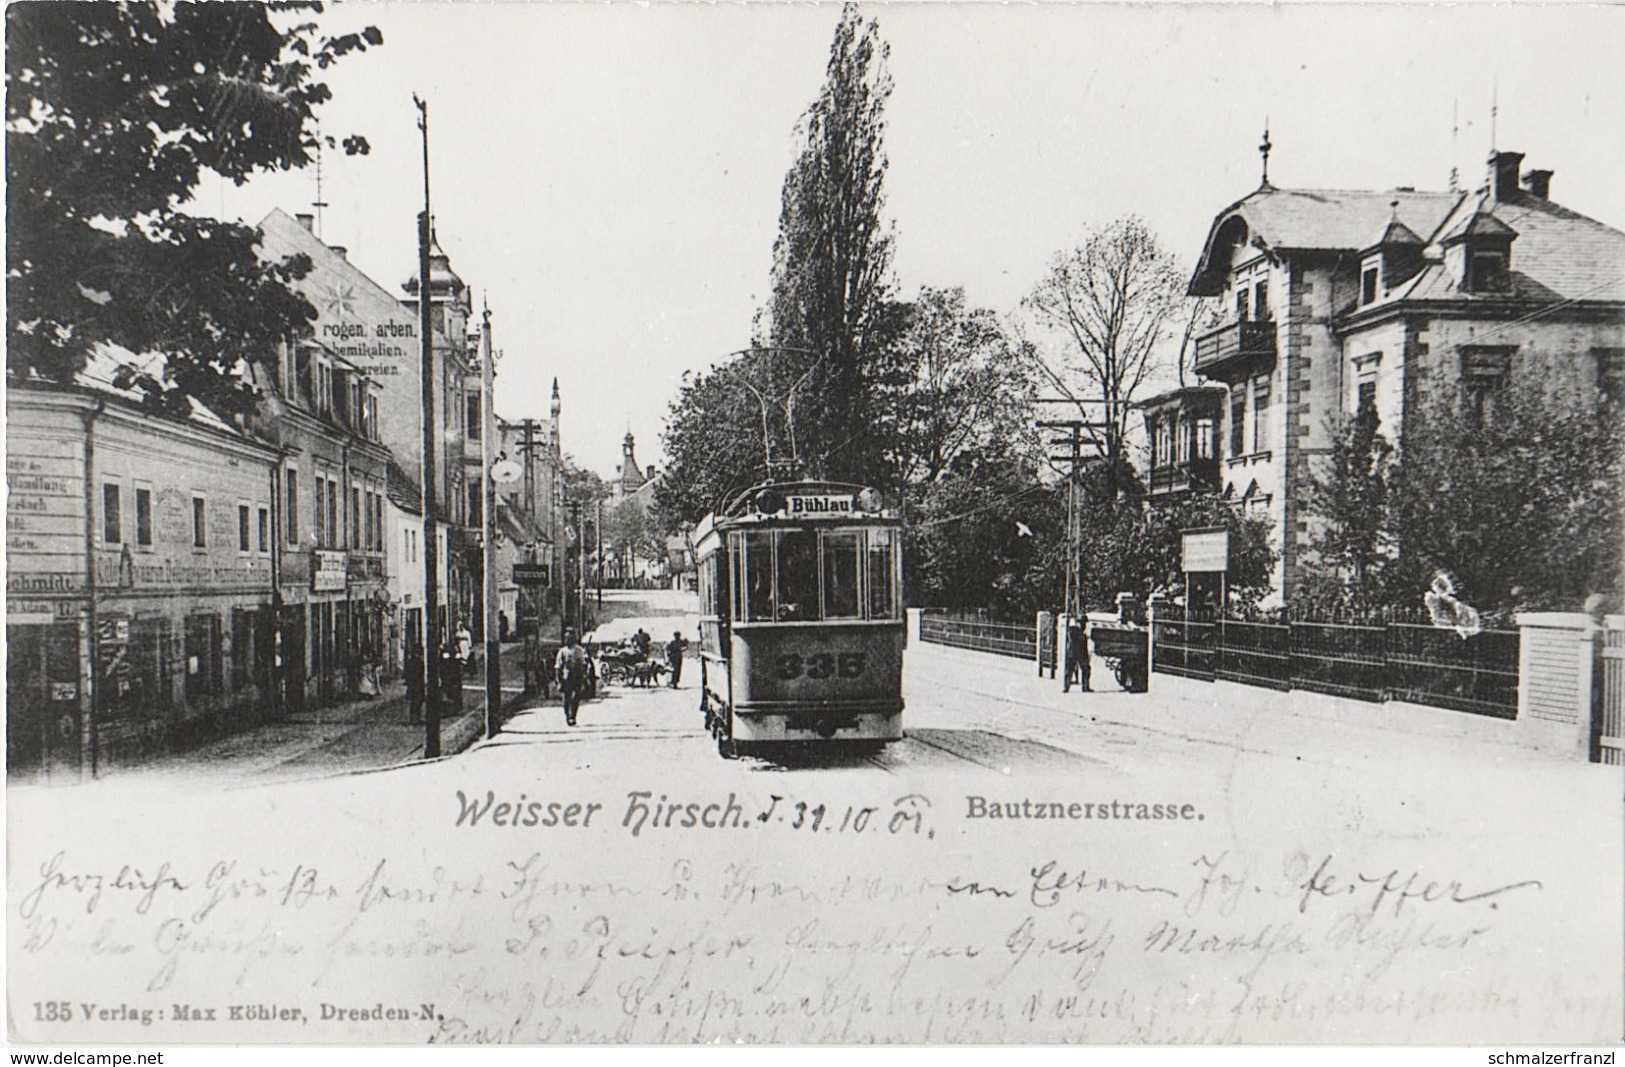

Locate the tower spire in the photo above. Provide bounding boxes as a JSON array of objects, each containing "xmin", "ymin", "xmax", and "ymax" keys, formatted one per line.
[{"xmin": 1258, "ymin": 121, "xmax": 1273, "ymax": 190}]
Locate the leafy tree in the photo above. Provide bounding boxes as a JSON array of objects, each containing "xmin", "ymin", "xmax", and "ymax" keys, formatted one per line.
[
  {"xmin": 1386, "ymin": 389, "xmax": 1623, "ymax": 615},
  {"xmin": 1297, "ymin": 385, "xmax": 1622, "ymax": 617},
  {"xmin": 1023, "ymin": 217, "xmax": 1187, "ymax": 498},
  {"xmin": 886, "ymin": 287, "xmax": 1039, "ymax": 489},
  {"xmin": 1297, "ymin": 409, "xmax": 1399, "ymax": 613},
  {"xmin": 652, "ymin": 353, "xmax": 777, "ymax": 530},
  {"xmin": 909, "ymin": 452, "xmax": 1066, "ymax": 618},
  {"xmin": 6, "ymin": 2, "xmax": 379, "ymax": 418},
  {"xmin": 766, "ymin": 4, "xmax": 897, "ymax": 482}
]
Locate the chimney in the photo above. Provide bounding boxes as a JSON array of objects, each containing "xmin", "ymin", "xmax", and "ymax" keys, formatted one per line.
[
  {"xmin": 646, "ymin": 465, "xmax": 655, "ymax": 481},
  {"xmin": 295, "ymin": 213, "xmax": 315, "ymax": 231},
  {"xmin": 330, "ymin": 246, "xmax": 348, "ymax": 260},
  {"xmin": 1521, "ymin": 169, "xmax": 1553, "ymax": 199},
  {"xmin": 1489, "ymin": 150, "xmax": 1524, "ymax": 201}
]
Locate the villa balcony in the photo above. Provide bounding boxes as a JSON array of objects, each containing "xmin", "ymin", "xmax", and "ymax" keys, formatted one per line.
[{"xmin": 1193, "ymin": 319, "xmax": 1277, "ymax": 381}]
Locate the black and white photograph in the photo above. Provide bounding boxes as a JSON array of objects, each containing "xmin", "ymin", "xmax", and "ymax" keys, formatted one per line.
[{"xmin": 5, "ymin": 0, "xmax": 1623, "ymax": 1052}]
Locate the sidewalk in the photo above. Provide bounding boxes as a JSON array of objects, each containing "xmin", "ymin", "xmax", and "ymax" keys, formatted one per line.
[
  {"xmin": 908, "ymin": 640, "xmax": 1573, "ymax": 771},
  {"xmin": 86, "ymin": 643, "xmax": 540, "ymax": 784}
]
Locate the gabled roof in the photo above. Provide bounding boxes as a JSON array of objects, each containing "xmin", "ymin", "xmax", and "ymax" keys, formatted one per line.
[
  {"xmin": 1190, "ymin": 186, "xmax": 1464, "ymax": 294},
  {"xmin": 386, "ymin": 459, "xmax": 423, "ymax": 515},
  {"xmin": 1369, "ymin": 190, "xmax": 1625, "ymax": 308},
  {"xmin": 1366, "ymin": 216, "xmax": 1424, "ymax": 252},
  {"xmin": 1440, "ymin": 207, "xmax": 1518, "ymax": 244},
  {"xmin": 75, "ymin": 344, "xmax": 243, "ymax": 437}
]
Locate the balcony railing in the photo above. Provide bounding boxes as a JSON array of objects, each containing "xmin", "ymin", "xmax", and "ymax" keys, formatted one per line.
[
  {"xmin": 1193, "ymin": 319, "xmax": 1277, "ymax": 376},
  {"xmin": 1148, "ymin": 457, "xmax": 1221, "ymax": 497}
]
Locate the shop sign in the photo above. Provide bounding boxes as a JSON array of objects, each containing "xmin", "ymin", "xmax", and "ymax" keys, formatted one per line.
[
  {"xmin": 513, "ymin": 563, "xmax": 550, "ymax": 586},
  {"xmin": 312, "ymin": 550, "xmax": 348, "ymax": 592}
]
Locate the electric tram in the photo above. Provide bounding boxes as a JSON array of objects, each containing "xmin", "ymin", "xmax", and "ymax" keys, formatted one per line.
[{"xmin": 692, "ymin": 481, "xmax": 905, "ymax": 759}]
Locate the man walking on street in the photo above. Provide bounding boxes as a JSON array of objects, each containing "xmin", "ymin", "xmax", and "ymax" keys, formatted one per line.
[
  {"xmin": 555, "ymin": 628, "xmax": 588, "ymax": 727},
  {"xmin": 666, "ymin": 631, "xmax": 688, "ymax": 689},
  {"xmin": 405, "ymin": 637, "xmax": 425, "ymax": 724}
]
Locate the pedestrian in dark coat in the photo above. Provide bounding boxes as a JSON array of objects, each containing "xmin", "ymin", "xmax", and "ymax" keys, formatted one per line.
[
  {"xmin": 405, "ymin": 639, "xmax": 425, "ymax": 724},
  {"xmin": 666, "ymin": 632, "xmax": 689, "ymax": 688}
]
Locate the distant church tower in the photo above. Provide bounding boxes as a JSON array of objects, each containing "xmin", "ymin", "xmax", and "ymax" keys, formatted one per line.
[{"xmin": 618, "ymin": 432, "xmax": 647, "ymax": 493}]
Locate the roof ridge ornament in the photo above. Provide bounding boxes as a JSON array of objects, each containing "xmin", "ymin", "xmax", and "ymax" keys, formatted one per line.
[{"xmin": 1258, "ymin": 121, "xmax": 1273, "ymax": 190}]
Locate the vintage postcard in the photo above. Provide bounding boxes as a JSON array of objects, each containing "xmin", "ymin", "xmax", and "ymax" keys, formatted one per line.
[{"xmin": 6, "ymin": 1, "xmax": 1623, "ymax": 1049}]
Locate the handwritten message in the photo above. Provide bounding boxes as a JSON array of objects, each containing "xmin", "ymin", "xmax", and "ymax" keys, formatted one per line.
[{"xmin": 8, "ymin": 764, "xmax": 1619, "ymax": 1045}]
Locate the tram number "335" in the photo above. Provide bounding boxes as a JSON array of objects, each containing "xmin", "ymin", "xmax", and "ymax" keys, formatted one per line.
[{"xmin": 771, "ymin": 652, "xmax": 866, "ymax": 680}]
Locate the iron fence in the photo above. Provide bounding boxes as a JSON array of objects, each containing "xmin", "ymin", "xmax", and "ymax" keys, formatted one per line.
[
  {"xmin": 1151, "ymin": 605, "xmax": 1520, "ymax": 719},
  {"xmin": 919, "ymin": 610, "xmax": 1037, "ymax": 662}
]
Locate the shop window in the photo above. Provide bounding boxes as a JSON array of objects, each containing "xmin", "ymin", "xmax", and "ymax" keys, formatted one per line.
[
  {"xmin": 103, "ymin": 483, "xmax": 121, "ymax": 544},
  {"xmin": 184, "ymin": 612, "xmax": 222, "ymax": 701},
  {"xmin": 135, "ymin": 486, "xmax": 153, "ymax": 547}
]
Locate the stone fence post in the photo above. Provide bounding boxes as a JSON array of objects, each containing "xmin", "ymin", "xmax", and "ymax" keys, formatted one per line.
[
  {"xmin": 1514, "ymin": 612, "xmax": 1595, "ymax": 760},
  {"xmin": 906, "ymin": 607, "xmax": 923, "ymax": 647}
]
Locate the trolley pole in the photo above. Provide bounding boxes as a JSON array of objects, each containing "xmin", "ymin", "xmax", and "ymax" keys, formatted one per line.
[{"xmin": 414, "ymin": 94, "xmax": 442, "ymax": 759}]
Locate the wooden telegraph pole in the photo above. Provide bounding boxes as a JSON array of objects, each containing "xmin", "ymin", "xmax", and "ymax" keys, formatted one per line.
[{"xmin": 481, "ymin": 300, "xmax": 500, "ymax": 739}]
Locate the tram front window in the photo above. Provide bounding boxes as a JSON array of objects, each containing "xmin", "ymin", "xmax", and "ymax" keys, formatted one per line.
[
  {"xmin": 743, "ymin": 531, "xmax": 776, "ymax": 621},
  {"xmin": 867, "ymin": 527, "xmax": 897, "ymax": 619},
  {"xmin": 822, "ymin": 531, "xmax": 861, "ymax": 619},
  {"xmin": 776, "ymin": 529, "xmax": 819, "ymax": 621}
]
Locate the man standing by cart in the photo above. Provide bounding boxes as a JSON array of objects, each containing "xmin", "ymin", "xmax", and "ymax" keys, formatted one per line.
[
  {"xmin": 666, "ymin": 631, "xmax": 689, "ymax": 689},
  {"xmin": 1062, "ymin": 615, "xmax": 1092, "ymax": 693},
  {"xmin": 555, "ymin": 628, "xmax": 589, "ymax": 727}
]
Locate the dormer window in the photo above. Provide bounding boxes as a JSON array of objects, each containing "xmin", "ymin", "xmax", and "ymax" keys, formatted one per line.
[
  {"xmin": 1469, "ymin": 250, "xmax": 1510, "ymax": 293},
  {"xmin": 1361, "ymin": 264, "xmax": 1380, "ymax": 305}
]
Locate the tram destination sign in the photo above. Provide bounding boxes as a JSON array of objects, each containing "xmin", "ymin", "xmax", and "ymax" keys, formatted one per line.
[{"xmin": 785, "ymin": 493, "xmax": 854, "ymax": 516}]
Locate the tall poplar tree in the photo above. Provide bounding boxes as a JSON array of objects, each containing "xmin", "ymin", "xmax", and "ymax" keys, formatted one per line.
[{"xmin": 767, "ymin": 4, "xmax": 897, "ymax": 482}]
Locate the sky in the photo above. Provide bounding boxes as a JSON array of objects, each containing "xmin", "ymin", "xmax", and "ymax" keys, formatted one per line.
[{"xmin": 204, "ymin": 2, "xmax": 1625, "ymax": 479}]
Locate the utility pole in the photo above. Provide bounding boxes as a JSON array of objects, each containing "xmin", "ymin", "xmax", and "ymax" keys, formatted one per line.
[
  {"xmin": 577, "ymin": 502, "xmax": 588, "ymax": 631},
  {"xmin": 596, "ymin": 497, "xmax": 604, "ymax": 608},
  {"xmin": 413, "ymin": 93, "xmax": 442, "ymax": 759},
  {"xmin": 481, "ymin": 299, "xmax": 500, "ymax": 740}
]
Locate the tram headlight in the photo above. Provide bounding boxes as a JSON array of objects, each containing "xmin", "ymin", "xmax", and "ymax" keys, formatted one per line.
[{"xmin": 754, "ymin": 488, "xmax": 785, "ymax": 516}]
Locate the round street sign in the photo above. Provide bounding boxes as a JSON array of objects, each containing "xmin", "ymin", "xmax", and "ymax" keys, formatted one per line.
[{"xmin": 491, "ymin": 459, "xmax": 522, "ymax": 485}]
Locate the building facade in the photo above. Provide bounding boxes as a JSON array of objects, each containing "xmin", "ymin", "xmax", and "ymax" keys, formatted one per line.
[
  {"xmin": 1183, "ymin": 148, "xmax": 1625, "ymax": 602},
  {"xmin": 7, "ymin": 353, "xmax": 280, "ymax": 775}
]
